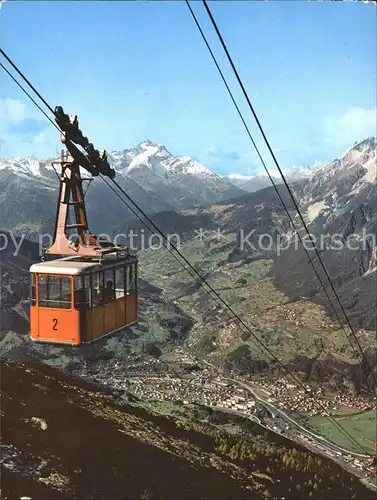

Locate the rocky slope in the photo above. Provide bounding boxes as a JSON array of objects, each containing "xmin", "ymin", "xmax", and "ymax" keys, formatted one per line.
[
  {"xmin": 1, "ymin": 358, "xmax": 374, "ymax": 500},
  {"xmin": 297, "ymin": 138, "xmax": 376, "ymax": 221},
  {"xmin": 273, "ymin": 137, "xmax": 377, "ymax": 330}
]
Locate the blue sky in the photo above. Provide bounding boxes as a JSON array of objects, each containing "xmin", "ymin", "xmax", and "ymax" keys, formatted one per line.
[{"xmin": 0, "ymin": 0, "xmax": 376, "ymax": 176}]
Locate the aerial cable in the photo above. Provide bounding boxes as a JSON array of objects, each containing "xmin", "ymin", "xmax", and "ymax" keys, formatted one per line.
[
  {"xmin": 0, "ymin": 48, "xmax": 55, "ymax": 116},
  {"xmin": 200, "ymin": 0, "xmax": 376, "ymax": 388},
  {"xmin": 0, "ymin": 54, "xmax": 225, "ymax": 312},
  {"xmin": 0, "ymin": 50, "xmax": 371, "ymax": 456},
  {"xmin": 185, "ymin": 0, "xmax": 376, "ymax": 391},
  {"xmin": 0, "ymin": 61, "xmax": 60, "ymax": 134},
  {"xmin": 190, "ymin": 0, "xmax": 376, "ymax": 392},
  {"xmin": 100, "ymin": 175, "xmax": 209, "ymax": 281},
  {"xmin": 0, "ymin": 60, "xmax": 62, "ymax": 184},
  {"xmin": 185, "ymin": 0, "xmax": 361, "ymax": 360},
  {"xmin": 104, "ymin": 175, "xmax": 348, "ymax": 342}
]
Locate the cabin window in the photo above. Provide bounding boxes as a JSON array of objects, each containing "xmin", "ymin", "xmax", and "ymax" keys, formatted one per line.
[
  {"xmin": 127, "ymin": 262, "xmax": 137, "ymax": 294},
  {"xmin": 38, "ymin": 275, "xmax": 71, "ymax": 309},
  {"xmin": 90, "ymin": 271, "xmax": 103, "ymax": 308},
  {"xmin": 74, "ymin": 275, "xmax": 90, "ymax": 309},
  {"xmin": 90, "ymin": 270, "xmax": 116, "ymax": 306},
  {"xmin": 115, "ymin": 265, "xmax": 125, "ymax": 299},
  {"xmin": 30, "ymin": 273, "xmax": 36, "ymax": 305},
  {"xmin": 105, "ymin": 267, "xmax": 115, "ymax": 288},
  {"xmin": 103, "ymin": 267, "xmax": 116, "ymax": 303}
]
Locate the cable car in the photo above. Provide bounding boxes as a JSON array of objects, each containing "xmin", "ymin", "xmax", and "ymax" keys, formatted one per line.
[
  {"xmin": 29, "ymin": 106, "xmax": 138, "ymax": 345},
  {"xmin": 30, "ymin": 254, "xmax": 137, "ymax": 345}
]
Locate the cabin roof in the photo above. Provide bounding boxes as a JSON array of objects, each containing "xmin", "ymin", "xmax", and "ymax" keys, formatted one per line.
[
  {"xmin": 29, "ymin": 255, "xmax": 136, "ymax": 276},
  {"xmin": 30, "ymin": 260, "xmax": 101, "ymax": 275}
]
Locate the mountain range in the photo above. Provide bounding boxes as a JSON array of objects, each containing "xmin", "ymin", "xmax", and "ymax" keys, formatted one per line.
[
  {"xmin": 0, "ymin": 140, "xmax": 241, "ymax": 238},
  {"xmin": 0, "ymin": 139, "xmax": 322, "ymax": 238}
]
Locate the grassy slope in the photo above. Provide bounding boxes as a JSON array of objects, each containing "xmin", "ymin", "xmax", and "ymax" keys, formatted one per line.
[
  {"xmin": 1, "ymin": 358, "xmax": 259, "ymax": 500},
  {"xmin": 2, "ymin": 358, "xmax": 374, "ymax": 500}
]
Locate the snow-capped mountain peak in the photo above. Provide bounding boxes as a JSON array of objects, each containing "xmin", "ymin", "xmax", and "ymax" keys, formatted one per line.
[
  {"xmin": 162, "ymin": 155, "xmax": 220, "ymax": 178},
  {"xmin": 298, "ymin": 136, "xmax": 376, "ymax": 223},
  {"xmin": 127, "ymin": 142, "xmax": 166, "ymax": 176},
  {"xmin": 0, "ymin": 157, "xmax": 56, "ymax": 180},
  {"xmin": 139, "ymin": 139, "xmax": 158, "ymax": 148},
  {"xmin": 314, "ymin": 136, "xmax": 376, "ymax": 182},
  {"xmin": 108, "ymin": 142, "xmax": 220, "ymax": 181},
  {"xmin": 340, "ymin": 136, "xmax": 376, "ymax": 159}
]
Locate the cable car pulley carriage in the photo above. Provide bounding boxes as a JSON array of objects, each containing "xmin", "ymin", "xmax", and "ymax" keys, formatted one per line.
[{"xmin": 29, "ymin": 106, "xmax": 138, "ymax": 345}]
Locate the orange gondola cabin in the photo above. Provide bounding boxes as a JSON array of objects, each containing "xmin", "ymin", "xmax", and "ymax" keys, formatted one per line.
[
  {"xmin": 29, "ymin": 106, "xmax": 138, "ymax": 345},
  {"xmin": 30, "ymin": 254, "xmax": 137, "ymax": 345}
]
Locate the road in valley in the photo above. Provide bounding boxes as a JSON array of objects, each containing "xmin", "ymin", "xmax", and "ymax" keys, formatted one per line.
[
  {"xmin": 231, "ymin": 377, "xmax": 370, "ymax": 458},
  {"xmin": 200, "ymin": 359, "xmax": 371, "ymax": 459}
]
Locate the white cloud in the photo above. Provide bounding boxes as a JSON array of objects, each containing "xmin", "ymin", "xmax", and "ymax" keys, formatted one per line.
[
  {"xmin": 324, "ymin": 107, "xmax": 376, "ymax": 148},
  {"xmin": 0, "ymin": 97, "xmax": 28, "ymax": 130},
  {"xmin": 32, "ymin": 131, "xmax": 46, "ymax": 144},
  {"xmin": 0, "ymin": 97, "xmax": 55, "ymax": 157}
]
